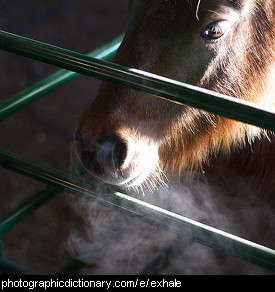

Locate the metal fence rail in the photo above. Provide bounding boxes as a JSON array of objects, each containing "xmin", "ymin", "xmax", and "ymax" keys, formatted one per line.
[
  {"xmin": 0, "ymin": 32, "xmax": 124, "ymax": 121},
  {"xmin": 0, "ymin": 149, "xmax": 274, "ymax": 272},
  {"xmin": 0, "ymin": 29, "xmax": 274, "ymax": 274},
  {"xmin": 1, "ymin": 30, "xmax": 275, "ymax": 131}
]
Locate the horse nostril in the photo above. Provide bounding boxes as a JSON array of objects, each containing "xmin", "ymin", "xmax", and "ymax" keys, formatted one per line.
[
  {"xmin": 80, "ymin": 149, "xmax": 103, "ymax": 176},
  {"xmin": 112, "ymin": 137, "xmax": 127, "ymax": 169},
  {"xmin": 79, "ymin": 136, "xmax": 127, "ymax": 178}
]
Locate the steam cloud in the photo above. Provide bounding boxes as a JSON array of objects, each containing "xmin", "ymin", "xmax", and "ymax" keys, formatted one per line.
[{"xmin": 66, "ymin": 151, "xmax": 274, "ymax": 275}]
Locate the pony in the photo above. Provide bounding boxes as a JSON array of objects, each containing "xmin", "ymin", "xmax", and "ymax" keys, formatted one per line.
[
  {"xmin": 76, "ymin": 0, "xmax": 274, "ymax": 197},
  {"xmin": 72, "ymin": 0, "xmax": 274, "ymax": 274}
]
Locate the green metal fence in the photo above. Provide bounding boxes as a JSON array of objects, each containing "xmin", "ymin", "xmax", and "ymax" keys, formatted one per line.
[{"xmin": 0, "ymin": 30, "xmax": 274, "ymax": 274}]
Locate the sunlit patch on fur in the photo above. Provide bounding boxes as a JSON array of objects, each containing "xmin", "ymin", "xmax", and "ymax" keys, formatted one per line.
[{"xmin": 116, "ymin": 128, "xmax": 167, "ymax": 192}]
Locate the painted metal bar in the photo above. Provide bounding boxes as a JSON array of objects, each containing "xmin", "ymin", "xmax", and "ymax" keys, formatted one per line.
[
  {"xmin": 0, "ymin": 163, "xmax": 86, "ymax": 234},
  {"xmin": 0, "ymin": 186, "xmax": 61, "ymax": 234},
  {"xmin": 0, "ymin": 30, "xmax": 274, "ymax": 131},
  {"xmin": 0, "ymin": 34, "xmax": 121, "ymax": 237},
  {"xmin": 0, "ymin": 148, "xmax": 274, "ymax": 271},
  {"xmin": 0, "ymin": 34, "xmax": 123, "ymax": 121}
]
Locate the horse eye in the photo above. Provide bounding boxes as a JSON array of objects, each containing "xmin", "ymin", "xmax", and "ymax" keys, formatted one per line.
[{"xmin": 201, "ymin": 21, "xmax": 228, "ymax": 41}]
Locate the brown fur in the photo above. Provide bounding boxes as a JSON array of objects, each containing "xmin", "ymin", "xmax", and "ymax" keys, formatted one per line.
[
  {"xmin": 72, "ymin": 0, "xmax": 275, "ymax": 274},
  {"xmin": 77, "ymin": 0, "xmax": 274, "ymax": 199}
]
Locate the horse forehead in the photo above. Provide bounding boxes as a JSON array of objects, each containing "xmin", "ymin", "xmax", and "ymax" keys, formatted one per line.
[
  {"xmin": 133, "ymin": 0, "xmax": 254, "ymax": 17},
  {"xmin": 193, "ymin": 0, "xmax": 255, "ymax": 13},
  {"xmin": 190, "ymin": 0, "xmax": 252, "ymax": 7}
]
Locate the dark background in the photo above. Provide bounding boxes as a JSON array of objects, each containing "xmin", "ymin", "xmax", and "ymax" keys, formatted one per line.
[{"xmin": 0, "ymin": 0, "xmax": 128, "ymax": 274}]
